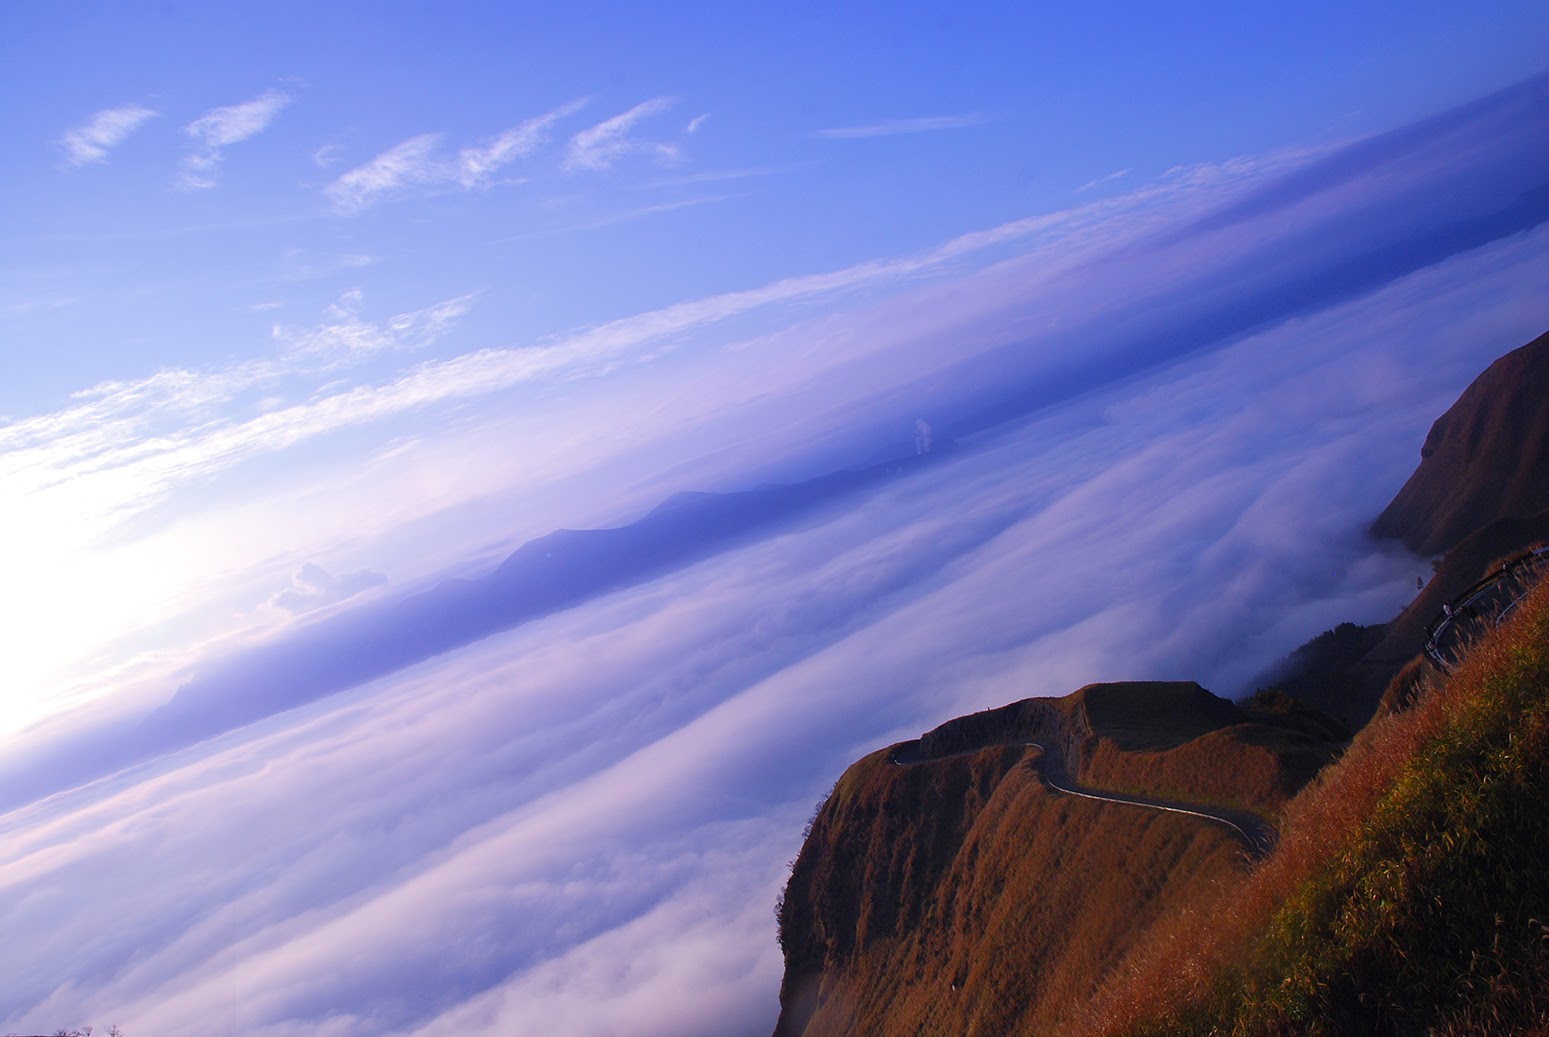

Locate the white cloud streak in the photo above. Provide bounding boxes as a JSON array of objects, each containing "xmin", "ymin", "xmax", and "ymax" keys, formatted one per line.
[
  {"xmin": 458, "ymin": 97, "xmax": 590, "ymax": 187},
  {"xmin": 0, "ymin": 288, "xmax": 478, "ymax": 702},
  {"xmin": 266, "ymin": 562, "xmax": 387, "ymax": 614},
  {"xmin": 326, "ymin": 98, "xmax": 589, "ymax": 212},
  {"xmin": 58, "ymin": 104, "xmax": 158, "ymax": 166},
  {"xmin": 180, "ymin": 88, "xmax": 293, "ymax": 189},
  {"xmin": 1076, "ymin": 168, "xmax": 1132, "ymax": 193},
  {"xmin": 816, "ymin": 112, "xmax": 990, "ymax": 139},
  {"xmin": 325, "ymin": 133, "xmax": 447, "ymax": 213},
  {"xmin": 565, "ymin": 97, "xmax": 680, "ymax": 171}
]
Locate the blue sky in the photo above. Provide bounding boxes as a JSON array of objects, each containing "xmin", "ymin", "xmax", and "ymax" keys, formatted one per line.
[{"xmin": 2, "ymin": 5, "xmax": 1548, "ymax": 1035}]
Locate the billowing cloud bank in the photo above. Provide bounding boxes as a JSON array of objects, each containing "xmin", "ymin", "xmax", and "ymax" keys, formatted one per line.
[{"xmin": 1, "ymin": 77, "xmax": 1547, "ymax": 1036}]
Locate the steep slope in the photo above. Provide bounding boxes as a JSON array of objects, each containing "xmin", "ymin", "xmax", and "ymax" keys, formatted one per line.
[
  {"xmin": 1371, "ymin": 328, "xmax": 1549, "ymax": 556},
  {"xmin": 1088, "ymin": 576, "xmax": 1549, "ymax": 1037},
  {"xmin": 1260, "ymin": 328, "xmax": 1549, "ymax": 726},
  {"xmin": 773, "ymin": 683, "xmax": 1345, "ymax": 1036},
  {"xmin": 1371, "ymin": 509, "xmax": 1549, "ymax": 668}
]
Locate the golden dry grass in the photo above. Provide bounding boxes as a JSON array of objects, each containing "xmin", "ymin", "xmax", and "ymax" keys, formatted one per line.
[
  {"xmin": 774, "ymin": 682, "xmax": 1344, "ymax": 1036},
  {"xmin": 1083, "ymin": 577, "xmax": 1549, "ymax": 1036}
]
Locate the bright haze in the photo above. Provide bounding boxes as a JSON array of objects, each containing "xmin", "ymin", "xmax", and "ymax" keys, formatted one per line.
[{"xmin": 3, "ymin": 5, "xmax": 1548, "ymax": 1035}]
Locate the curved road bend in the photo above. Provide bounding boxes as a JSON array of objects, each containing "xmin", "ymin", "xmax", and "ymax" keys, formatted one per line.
[
  {"xmin": 1426, "ymin": 545, "xmax": 1549, "ymax": 669},
  {"xmin": 891, "ymin": 740, "xmax": 1277, "ymax": 860}
]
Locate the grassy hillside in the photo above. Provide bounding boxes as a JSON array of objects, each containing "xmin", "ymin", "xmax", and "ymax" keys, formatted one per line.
[
  {"xmin": 773, "ymin": 685, "xmax": 1347, "ymax": 1036},
  {"xmin": 1077, "ymin": 682, "xmax": 1347, "ymax": 816},
  {"xmin": 1086, "ymin": 576, "xmax": 1549, "ymax": 1036},
  {"xmin": 774, "ymin": 578, "xmax": 1549, "ymax": 1037},
  {"xmin": 775, "ymin": 745, "xmax": 1245, "ymax": 1037}
]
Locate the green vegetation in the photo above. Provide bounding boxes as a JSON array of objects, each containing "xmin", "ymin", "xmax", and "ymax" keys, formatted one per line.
[{"xmin": 1090, "ymin": 578, "xmax": 1549, "ymax": 1036}]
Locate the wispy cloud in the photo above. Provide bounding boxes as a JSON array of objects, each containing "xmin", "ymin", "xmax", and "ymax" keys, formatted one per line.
[
  {"xmin": 816, "ymin": 112, "xmax": 990, "ymax": 140},
  {"xmin": 313, "ymin": 143, "xmax": 345, "ymax": 168},
  {"xmin": 273, "ymin": 287, "xmax": 476, "ymax": 361},
  {"xmin": 58, "ymin": 103, "xmax": 158, "ymax": 166},
  {"xmin": 458, "ymin": 98, "xmax": 589, "ymax": 187},
  {"xmin": 265, "ymin": 562, "xmax": 387, "ymax": 614},
  {"xmin": 0, "ymin": 289, "xmax": 479, "ymax": 546},
  {"xmin": 325, "ymin": 133, "xmax": 447, "ymax": 213},
  {"xmin": 566, "ymin": 97, "xmax": 681, "ymax": 171},
  {"xmin": 1076, "ymin": 168, "xmax": 1132, "ymax": 193},
  {"xmin": 272, "ymin": 251, "xmax": 380, "ymax": 284},
  {"xmin": 326, "ymin": 99, "xmax": 590, "ymax": 212},
  {"xmin": 180, "ymin": 88, "xmax": 293, "ymax": 189},
  {"xmin": 638, "ymin": 164, "xmax": 797, "ymax": 191}
]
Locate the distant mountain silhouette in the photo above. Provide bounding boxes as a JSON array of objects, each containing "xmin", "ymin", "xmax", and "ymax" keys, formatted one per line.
[
  {"xmin": 158, "ymin": 452, "xmax": 945, "ymax": 738},
  {"xmin": 1371, "ymin": 328, "xmax": 1549, "ymax": 556},
  {"xmin": 0, "ymin": 450, "xmax": 950, "ymax": 815}
]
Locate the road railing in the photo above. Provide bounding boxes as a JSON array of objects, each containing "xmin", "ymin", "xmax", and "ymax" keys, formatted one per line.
[{"xmin": 1425, "ymin": 544, "xmax": 1549, "ymax": 669}]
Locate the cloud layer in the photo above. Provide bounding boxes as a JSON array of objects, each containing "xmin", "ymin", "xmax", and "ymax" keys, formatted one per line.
[
  {"xmin": 267, "ymin": 563, "xmax": 387, "ymax": 615},
  {"xmin": 3, "ymin": 75, "xmax": 1549, "ymax": 1037},
  {"xmin": 2, "ymin": 224, "xmax": 1542, "ymax": 1035}
]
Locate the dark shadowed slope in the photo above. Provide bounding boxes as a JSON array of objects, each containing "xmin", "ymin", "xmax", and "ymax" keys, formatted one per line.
[
  {"xmin": 1371, "ymin": 328, "xmax": 1549, "ymax": 556},
  {"xmin": 1260, "ymin": 328, "xmax": 1549, "ymax": 726}
]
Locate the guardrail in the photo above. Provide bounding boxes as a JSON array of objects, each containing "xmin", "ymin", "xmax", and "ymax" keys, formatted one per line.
[{"xmin": 1424, "ymin": 544, "xmax": 1549, "ymax": 669}]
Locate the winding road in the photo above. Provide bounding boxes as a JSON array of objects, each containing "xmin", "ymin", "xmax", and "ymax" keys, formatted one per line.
[
  {"xmin": 891, "ymin": 739, "xmax": 1278, "ymax": 860},
  {"xmin": 1426, "ymin": 545, "xmax": 1549, "ymax": 669},
  {"xmin": 879, "ymin": 547, "xmax": 1549, "ymax": 866}
]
